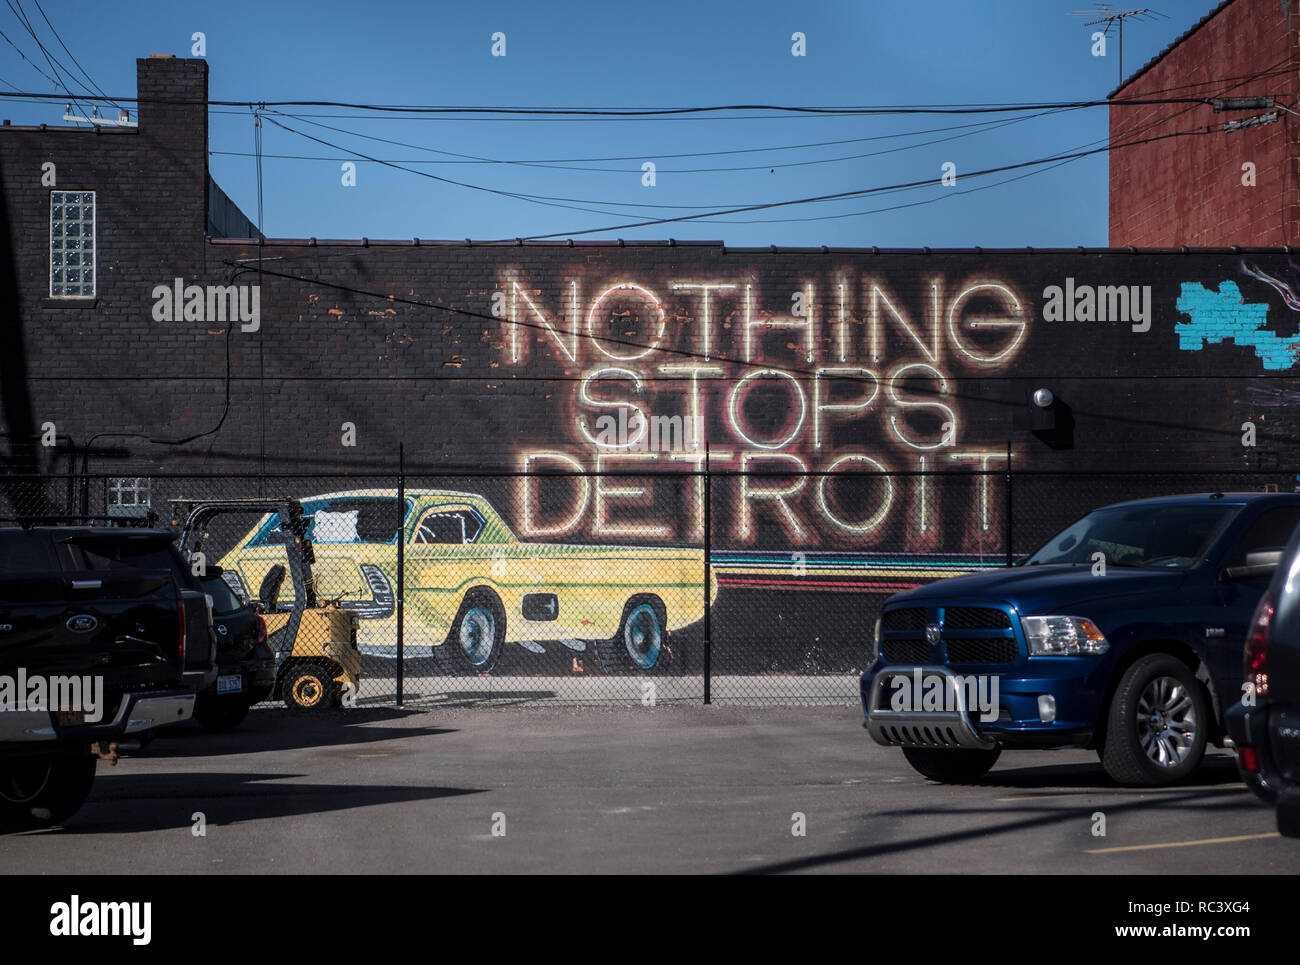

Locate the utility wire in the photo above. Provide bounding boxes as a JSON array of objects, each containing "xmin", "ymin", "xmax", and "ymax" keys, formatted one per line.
[
  {"xmin": 261, "ymin": 114, "xmax": 776, "ymax": 214},
  {"xmin": 251, "ymin": 113, "xmax": 1218, "ymax": 232},
  {"xmin": 0, "ymin": 25, "xmax": 60, "ymax": 89},
  {"xmin": 29, "ymin": 0, "xmax": 122, "ymax": 112},
  {"xmin": 508, "ymin": 127, "xmax": 1219, "ymax": 240},
  {"xmin": 250, "ymin": 106, "xmax": 1074, "ymax": 176},
  {"xmin": 4, "ymin": 0, "xmax": 87, "ymax": 119},
  {"xmin": 0, "ymin": 90, "xmax": 1271, "ymax": 114}
]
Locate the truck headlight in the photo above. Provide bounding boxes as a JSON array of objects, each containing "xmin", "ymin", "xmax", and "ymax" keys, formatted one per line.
[
  {"xmin": 1022, "ymin": 616, "xmax": 1109, "ymax": 656},
  {"xmin": 870, "ymin": 613, "xmax": 882, "ymax": 662}
]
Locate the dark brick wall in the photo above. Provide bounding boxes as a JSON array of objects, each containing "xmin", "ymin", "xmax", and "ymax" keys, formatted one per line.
[
  {"xmin": 3, "ymin": 56, "xmax": 1300, "ymax": 556},
  {"xmin": 1109, "ymin": 0, "xmax": 1300, "ymax": 247}
]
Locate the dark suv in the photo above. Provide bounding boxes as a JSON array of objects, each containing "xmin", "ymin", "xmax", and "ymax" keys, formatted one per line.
[
  {"xmin": 1227, "ymin": 517, "xmax": 1300, "ymax": 836},
  {"xmin": 192, "ymin": 566, "xmax": 275, "ymax": 730}
]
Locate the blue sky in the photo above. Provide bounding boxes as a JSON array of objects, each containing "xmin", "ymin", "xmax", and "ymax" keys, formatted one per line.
[{"xmin": 0, "ymin": 0, "xmax": 1223, "ymax": 246}]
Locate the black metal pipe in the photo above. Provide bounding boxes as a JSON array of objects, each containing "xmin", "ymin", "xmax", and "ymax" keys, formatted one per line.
[
  {"xmin": 396, "ymin": 441, "xmax": 405, "ymax": 706},
  {"xmin": 1004, "ymin": 439, "xmax": 1013, "ymax": 568},
  {"xmin": 703, "ymin": 440, "xmax": 711, "ymax": 706}
]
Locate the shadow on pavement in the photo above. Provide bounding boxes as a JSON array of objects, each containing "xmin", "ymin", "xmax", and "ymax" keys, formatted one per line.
[
  {"xmin": 969, "ymin": 753, "xmax": 1243, "ymax": 790},
  {"xmin": 732, "ymin": 781, "xmax": 1260, "ymax": 875},
  {"xmin": 142, "ymin": 707, "xmax": 454, "ymax": 758},
  {"xmin": 414, "ymin": 690, "xmax": 561, "ymax": 708},
  {"xmin": 43, "ymin": 771, "xmax": 484, "ymax": 834}
]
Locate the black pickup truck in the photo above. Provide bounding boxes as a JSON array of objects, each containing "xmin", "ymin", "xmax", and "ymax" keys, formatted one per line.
[{"xmin": 0, "ymin": 525, "xmax": 213, "ymax": 829}]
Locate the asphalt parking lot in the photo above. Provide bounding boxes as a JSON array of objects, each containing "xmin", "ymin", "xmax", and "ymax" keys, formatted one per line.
[{"xmin": 1, "ymin": 705, "xmax": 1292, "ymax": 874}]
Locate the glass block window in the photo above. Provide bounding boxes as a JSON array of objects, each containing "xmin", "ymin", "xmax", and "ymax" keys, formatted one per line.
[
  {"xmin": 50, "ymin": 190, "xmax": 96, "ymax": 297},
  {"xmin": 107, "ymin": 477, "xmax": 151, "ymax": 512}
]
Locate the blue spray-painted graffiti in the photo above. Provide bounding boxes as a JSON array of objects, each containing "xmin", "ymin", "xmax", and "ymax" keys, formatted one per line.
[{"xmin": 1175, "ymin": 279, "xmax": 1300, "ymax": 370}]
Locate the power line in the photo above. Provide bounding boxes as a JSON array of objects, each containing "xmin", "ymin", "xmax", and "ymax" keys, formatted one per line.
[
  {"xmin": 684, "ymin": 58, "xmax": 1300, "ymax": 227},
  {"xmin": 29, "ymin": 0, "xmax": 122, "ymax": 112},
  {"xmin": 3, "ymin": 0, "xmax": 88, "ymax": 119},
  {"xmin": 227, "ymin": 107, "xmax": 1076, "ymax": 179},
  {"xmin": 0, "ymin": 25, "xmax": 61, "ymax": 89},
  {"xmin": 0, "ymin": 89, "xmax": 1268, "ymax": 114},
  {"xmin": 236, "ymin": 60, "xmax": 1279, "ymax": 232},
  {"xmin": 713, "ymin": 156, "xmax": 1085, "ymax": 225},
  {"xmin": 507, "ymin": 126, "xmax": 1218, "ymax": 241},
  {"xmin": 254, "ymin": 112, "xmax": 1220, "ymax": 234},
  {"xmin": 261, "ymin": 114, "xmax": 793, "ymax": 214},
  {"xmin": 252, "ymin": 106, "xmax": 1074, "ymax": 176}
]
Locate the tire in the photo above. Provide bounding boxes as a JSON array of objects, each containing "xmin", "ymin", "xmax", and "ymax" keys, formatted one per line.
[
  {"xmin": 596, "ymin": 598, "xmax": 669, "ymax": 673},
  {"xmin": 281, "ymin": 661, "xmax": 340, "ymax": 713},
  {"xmin": 434, "ymin": 592, "xmax": 505, "ymax": 675},
  {"xmin": 1100, "ymin": 654, "xmax": 1208, "ymax": 787},
  {"xmin": 194, "ymin": 694, "xmax": 252, "ymax": 731},
  {"xmin": 1277, "ymin": 799, "xmax": 1300, "ymax": 839},
  {"xmin": 0, "ymin": 754, "xmax": 97, "ymax": 831},
  {"xmin": 901, "ymin": 746, "xmax": 1002, "ymax": 783}
]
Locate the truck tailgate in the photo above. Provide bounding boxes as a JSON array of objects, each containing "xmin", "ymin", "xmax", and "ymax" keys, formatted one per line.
[{"xmin": 0, "ymin": 568, "xmax": 183, "ymax": 694}]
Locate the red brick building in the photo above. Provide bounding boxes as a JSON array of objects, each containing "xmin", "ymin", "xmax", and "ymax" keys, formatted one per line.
[{"xmin": 1109, "ymin": 0, "xmax": 1300, "ymax": 247}]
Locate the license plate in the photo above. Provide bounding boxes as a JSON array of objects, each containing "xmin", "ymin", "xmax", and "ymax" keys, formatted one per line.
[{"xmin": 216, "ymin": 674, "xmax": 243, "ymax": 695}]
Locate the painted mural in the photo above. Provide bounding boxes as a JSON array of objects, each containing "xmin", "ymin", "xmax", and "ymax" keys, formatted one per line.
[
  {"xmin": 101, "ymin": 257, "xmax": 1289, "ymax": 681},
  {"xmin": 172, "ymin": 252, "xmax": 1300, "ymax": 674},
  {"xmin": 218, "ymin": 489, "xmax": 713, "ymax": 673}
]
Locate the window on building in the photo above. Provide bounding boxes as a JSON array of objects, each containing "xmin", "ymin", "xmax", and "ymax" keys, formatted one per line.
[
  {"xmin": 106, "ymin": 477, "xmax": 151, "ymax": 517},
  {"xmin": 49, "ymin": 190, "xmax": 96, "ymax": 297}
]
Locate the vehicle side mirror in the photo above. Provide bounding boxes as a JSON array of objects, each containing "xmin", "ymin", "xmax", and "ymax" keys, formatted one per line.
[{"xmin": 1222, "ymin": 549, "xmax": 1283, "ymax": 582}]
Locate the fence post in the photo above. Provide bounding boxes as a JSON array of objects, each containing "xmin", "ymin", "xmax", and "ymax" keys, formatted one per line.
[
  {"xmin": 396, "ymin": 442, "xmax": 405, "ymax": 707},
  {"xmin": 703, "ymin": 440, "xmax": 712, "ymax": 705},
  {"xmin": 1004, "ymin": 440, "xmax": 1013, "ymax": 568}
]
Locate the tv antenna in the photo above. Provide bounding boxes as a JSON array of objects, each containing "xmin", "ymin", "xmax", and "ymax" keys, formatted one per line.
[{"xmin": 1070, "ymin": 4, "xmax": 1167, "ymax": 85}]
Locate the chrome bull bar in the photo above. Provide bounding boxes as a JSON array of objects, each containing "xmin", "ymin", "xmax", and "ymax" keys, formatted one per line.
[{"xmin": 865, "ymin": 665, "xmax": 998, "ymax": 751}]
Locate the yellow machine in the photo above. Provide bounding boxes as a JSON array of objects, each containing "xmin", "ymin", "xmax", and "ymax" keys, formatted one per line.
[{"xmin": 172, "ymin": 498, "xmax": 362, "ymax": 711}]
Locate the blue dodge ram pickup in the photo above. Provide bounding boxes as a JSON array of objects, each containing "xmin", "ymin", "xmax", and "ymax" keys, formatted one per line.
[{"xmin": 862, "ymin": 492, "xmax": 1300, "ymax": 786}]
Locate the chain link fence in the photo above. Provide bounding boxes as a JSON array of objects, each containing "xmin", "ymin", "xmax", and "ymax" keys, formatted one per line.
[{"xmin": 0, "ymin": 464, "xmax": 1294, "ymax": 707}]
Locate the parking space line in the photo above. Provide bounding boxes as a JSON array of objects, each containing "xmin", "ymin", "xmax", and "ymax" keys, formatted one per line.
[{"xmin": 1084, "ymin": 832, "xmax": 1279, "ymax": 854}]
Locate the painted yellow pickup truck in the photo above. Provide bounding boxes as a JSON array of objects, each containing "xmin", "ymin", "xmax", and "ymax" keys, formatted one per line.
[{"xmin": 217, "ymin": 489, "xmax": 713, "ymax": 673}]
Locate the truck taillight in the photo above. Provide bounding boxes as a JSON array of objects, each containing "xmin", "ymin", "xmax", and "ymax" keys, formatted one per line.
[
  {"xmin": 1237, "ymin": 745, "xmax": 1260, "ymax": 774},
  {"xmin": 256, "ymin": 614, "xmax": 268, "ymax": 645},
  {"xmin": 1244, "ymin": 590, "xmax": 1272, "ymax": 700}
]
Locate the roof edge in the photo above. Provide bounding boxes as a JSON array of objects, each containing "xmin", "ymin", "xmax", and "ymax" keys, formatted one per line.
[
  {"xmin": 208, "ymin": 238, "xmax": 1298, "ymax": 254},
  {"xmin": 1108, "ymin": 0, "xmax": 1240, "ymax": 98}
]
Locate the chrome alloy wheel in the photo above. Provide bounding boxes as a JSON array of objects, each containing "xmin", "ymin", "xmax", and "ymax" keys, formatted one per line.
[{"xmin": 1135, "ymin": 675, "xmax": 1198, "ymax": 767}]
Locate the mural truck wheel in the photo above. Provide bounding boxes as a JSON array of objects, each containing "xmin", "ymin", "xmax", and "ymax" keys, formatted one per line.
[
  {"xmin": 283, "ymin": 662, "xmax": 339, "ymax": 713},
  {"xmin": 597, "ymin": 598, "xmax": 669, "ymax": 673},
  {"xmin": 435, "ymin": 592, "xmax": 505, "ymax": 675},
  {"xmin": 0, "ymin": 754, "xmax": 97, "ymax": 830}
]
